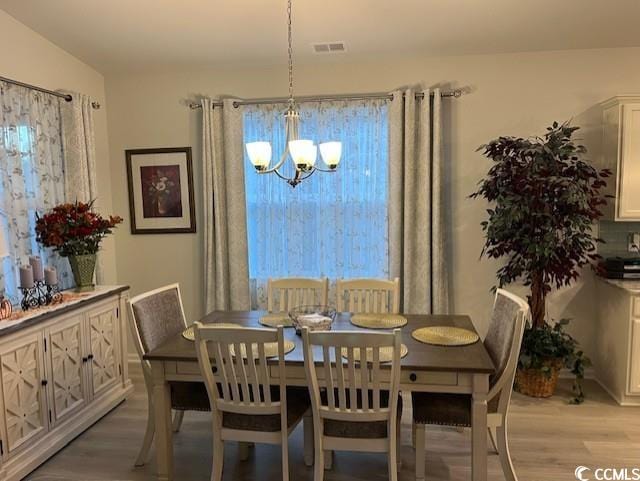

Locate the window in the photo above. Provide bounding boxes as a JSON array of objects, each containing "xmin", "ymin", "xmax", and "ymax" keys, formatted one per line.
[
  {"xmin": 0, "ymin": 85, "xmax": 70, "ymax": 303},
  {"xmin": 243, "ymin": 99, "xmax": 389, "ymax": 282}
]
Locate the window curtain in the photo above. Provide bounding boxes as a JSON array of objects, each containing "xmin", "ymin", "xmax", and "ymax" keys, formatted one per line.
[
  {"xmin": 201, "ymin": 98, "xmax": 251, "ymax": 312},
  {"xmin": 243, "ymin": 99, "xmax": 389, "ymax": 309},
  {"xmin": 389, "ymin": 88, "xmax": 449, "ymax": 314},
  {"xmin": 59, "ymin": 91, "xmax": 103, "ymax": 283},
  {"xmin": 0, "ymin": 81, "xmax": 72, "ymax": 302}
]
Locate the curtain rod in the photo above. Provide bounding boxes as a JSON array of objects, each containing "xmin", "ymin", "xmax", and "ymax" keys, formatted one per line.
[
  {"xmin": 188, "ymin": 89, "xmax": 464, "ymax": 109},
  {"xmin": 0, "ymin": 75, "xmax": 101, "ymax": 109}
]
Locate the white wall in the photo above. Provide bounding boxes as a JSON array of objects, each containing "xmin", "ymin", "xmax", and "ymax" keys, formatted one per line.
[
  {"xmin": 0, "ymin": 10, "xmax": 117, "ymax": 283},
  {"xmin": 105, "ymin": 46, "xmax": 640, "ymax": 357}
]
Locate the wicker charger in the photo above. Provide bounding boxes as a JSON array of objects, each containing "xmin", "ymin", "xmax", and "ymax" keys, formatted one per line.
[
  {"xmin": 182, "ymin": 322, "xmax": 242, "ymax": 341},
  {"xmin": 411, "ymin": 326, "xmax": 479, "ymax": 346},
  {"xmin": 259, "ymin": 313, "xmax": 294, "ymax": 328},
  {"xmin": 231, "ymin": 340, "xmax": 296, "ymax": 359},
  {"xmin": 341, "ymin": 344, "xmax": 408, "ymax": 363},
  {"xmin": 350, "ymin": 313, "xmax": 408, "ymax": 329}
]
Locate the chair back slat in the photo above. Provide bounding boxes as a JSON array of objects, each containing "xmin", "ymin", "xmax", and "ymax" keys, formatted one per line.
[
  {"xmin": 267, "ymin": 277, "xmax": 329, "ymax": 312},
  {"xmin": 336, "ymin": 278, "xmax": 400, "ymax": 314},
  {"xmin": 194, "ymin": 325, "xmax": 286, "ymax": 417},
  {"xmin": 302, "ymin": 329, "xmax": 401, "ymax": 422}
]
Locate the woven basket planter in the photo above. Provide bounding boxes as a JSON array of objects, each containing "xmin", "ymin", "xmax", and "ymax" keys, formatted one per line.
[
  {"xmin": 68, "ymin": 254, "xmax": 97, "ymax": 292},
  {"xmin": 515, "ymin": 359, "xmax": 563, "ymax": 398}
]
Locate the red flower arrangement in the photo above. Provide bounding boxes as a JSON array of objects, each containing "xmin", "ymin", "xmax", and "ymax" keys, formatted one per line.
[{"xmin": 35, "ymin": 201, "xmax": 123, "ymax": 257}]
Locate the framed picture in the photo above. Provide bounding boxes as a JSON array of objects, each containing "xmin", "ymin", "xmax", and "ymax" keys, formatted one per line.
[{"xmin": 125, "ymin": 147, "xmax": 196, "ymax": 234}]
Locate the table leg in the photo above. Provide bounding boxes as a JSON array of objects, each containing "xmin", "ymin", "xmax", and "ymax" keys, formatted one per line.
[
  {"xmin": 151, "ymin": 360, "xmax": 174, "ymax": 481},
  {"xmin": 471, "ymin": 373, "xmax": 489, "ymax": 481}
]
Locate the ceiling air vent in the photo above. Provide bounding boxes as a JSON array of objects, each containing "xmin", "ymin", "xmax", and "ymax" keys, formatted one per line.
[{"xmin": 313, "ymin": 42, "xmax": 346, "ymax": 54}]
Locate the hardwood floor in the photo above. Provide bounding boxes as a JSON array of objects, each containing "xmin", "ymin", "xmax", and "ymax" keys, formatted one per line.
[{"xmin": 25, "ymin": 364, "xmax": 640, "ymax": 481}]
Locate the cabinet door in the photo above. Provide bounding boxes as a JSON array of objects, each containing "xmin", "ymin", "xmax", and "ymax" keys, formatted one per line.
[
  {"xmin": 87, "ymin": 302, "xmax": 120, "ymax": 398},
  {"xmin": 47, "ymin": 314, "xmax": 87, "ymax": 425},
  {"xmin": 618, "ymin": 103, "xmax": 640, "ymax": 219},
  {"xmin": 0, "ymin": 333, "xmax": 48, "ymax": 455},
  {"xmin": 629, "ymin": 314, "xmax": 640, "ymax": 395}
]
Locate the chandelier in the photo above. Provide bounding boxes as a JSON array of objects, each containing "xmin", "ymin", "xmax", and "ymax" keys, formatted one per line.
[{"xmin": 245, "ymin": 0, "xmax": 342, "ymax": 188}]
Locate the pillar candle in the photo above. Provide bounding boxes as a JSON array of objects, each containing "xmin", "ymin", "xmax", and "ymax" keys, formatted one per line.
[
  {"xmin": 44, "ymin": 267, "xmax": 57, "ymax": 286},
  {"xmin": 19, "ymin": 265, "xmax": 34, "ymax": 288},
  {"xmin": 29, "ymin": 256, "xmax": 44, "ymax": 282}
]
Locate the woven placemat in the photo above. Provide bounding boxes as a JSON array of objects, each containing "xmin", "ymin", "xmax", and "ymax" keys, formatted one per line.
[
  {"xmin": 231, "ymin": 340, "xmax": 296, "ymax": 359},
  {"xmin": 182, "ymin": 323, "xmax": 242, "ymax": 341},
  {"xmin": 411, "ymin": 326, "xmax": 479, "ymax": 346},
  {"xmin": 350, "ymin": 313, "xmax": 408, "ymax": 329},
  {"xmin": 341, "ymin": 344, "xmax": 408, "ymax": 363},
  {"xmin": 259, "ymin": 313, "xmax": 294, "ymax": 328}
]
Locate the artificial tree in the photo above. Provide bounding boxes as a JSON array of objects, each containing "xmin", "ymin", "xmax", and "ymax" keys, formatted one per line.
[{"xmin": 472, "ymin": 121, "xmax": 610, "ymax": 403}]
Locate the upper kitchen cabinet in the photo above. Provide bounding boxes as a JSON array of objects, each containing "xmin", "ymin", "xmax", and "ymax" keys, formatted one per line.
[{"xmin": 602, "ymin": 96, "xmax": 640, "ymax": 221}]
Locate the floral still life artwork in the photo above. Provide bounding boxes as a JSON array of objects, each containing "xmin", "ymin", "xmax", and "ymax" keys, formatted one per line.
[
  {"xmin": 140, "ymin": 165, "xmax": 183, "ymax": 218},
  {"xmin": 125, "ymin": 147, "xmax": 196, "ymax": 234}
]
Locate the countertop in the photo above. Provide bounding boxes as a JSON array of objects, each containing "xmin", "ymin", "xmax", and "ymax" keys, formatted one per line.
[
  {"xmin": 600, "ymin": 277, "xmax": 640, "ymax": 293},
  {"xmin": 0, "ymin": 285, "xmax": 129, "ymax": 337}
]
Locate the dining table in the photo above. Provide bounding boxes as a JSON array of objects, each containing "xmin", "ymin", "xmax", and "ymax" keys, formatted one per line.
[{"xmin": 143, "ymin": 310, "xmax": 495, "ymax": 481}]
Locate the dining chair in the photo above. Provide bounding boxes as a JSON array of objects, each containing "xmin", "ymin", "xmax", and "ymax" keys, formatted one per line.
[
  {"xmin": 302, "ymin": 328, "xmax": 403, "ymax": 481},
  {"xmin": 411, "ymin": 288, "xmax": 530, "ymax": 481},
  {"xmin": 267, "ymin": 277, "xmax": 329, "ymax": 312},
  {"xmin": 336, "ymin": 278, "xmax": 400, "ymax": 314},
  {"xmin": 127, "ymin": 284, "xmax": 210, "ymax": 467},
  {"xmin": 193, "ymin": 323, "xmax": 312, "ymax": 481}
]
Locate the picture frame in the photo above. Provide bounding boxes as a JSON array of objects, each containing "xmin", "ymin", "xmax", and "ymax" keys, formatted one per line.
[{"xmin": 125, "ymin": 147, "xmax": 196, "ymax": 234}]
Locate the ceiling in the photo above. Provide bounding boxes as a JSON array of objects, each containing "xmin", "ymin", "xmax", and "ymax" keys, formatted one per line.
[{"xmin": 2, "ymin": 0, "xmax": 640, "ymax": 73}]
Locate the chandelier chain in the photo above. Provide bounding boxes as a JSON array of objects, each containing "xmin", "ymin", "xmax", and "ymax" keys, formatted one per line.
[{"xmin": 287, "ymin": 0, "xmax": 294, "ymax": 107}]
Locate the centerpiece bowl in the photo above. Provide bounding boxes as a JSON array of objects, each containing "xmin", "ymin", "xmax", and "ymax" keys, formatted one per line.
[{"xmin": 289, "ymin": 305, "xmax": 336, "ymax": 335}]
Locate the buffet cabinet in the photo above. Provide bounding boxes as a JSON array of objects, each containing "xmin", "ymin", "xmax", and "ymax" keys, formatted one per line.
[{"xmin": 0, "ymin": 286, "xmax": 132, "ymax": 481}]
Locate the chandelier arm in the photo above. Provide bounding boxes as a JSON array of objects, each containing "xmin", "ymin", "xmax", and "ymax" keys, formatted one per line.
[{"xmin": 312, "ymin": 165, "xmax": 338, "ymax": 173}]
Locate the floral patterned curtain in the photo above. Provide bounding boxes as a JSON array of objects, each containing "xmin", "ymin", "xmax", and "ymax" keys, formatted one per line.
[
  {"xmin": 0, "ymin": 81, "xmax": 71, "ymax": 303},
  {"xmin": 243, "ymin": 99, "xmax": 389, "ymax": 309}
]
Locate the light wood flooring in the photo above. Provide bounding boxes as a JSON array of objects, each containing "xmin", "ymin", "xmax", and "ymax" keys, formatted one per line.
[{"xmin": 25, "ymin": 364, "xmax": 640, "ymax": 481}]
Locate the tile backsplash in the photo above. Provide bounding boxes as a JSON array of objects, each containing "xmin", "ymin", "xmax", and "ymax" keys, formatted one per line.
[{"xmin": 598, "ymin": 220, "xmax": 640, "ymax": 258}]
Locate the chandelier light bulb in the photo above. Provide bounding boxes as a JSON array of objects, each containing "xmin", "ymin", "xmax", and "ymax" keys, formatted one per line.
[
  {"xmin": 246, "ymin": 142, "xmax": 272, "ymax": 171},
  {"xmin": 319, "ymin": 141, "xmax": 342, "ymax": 169}
]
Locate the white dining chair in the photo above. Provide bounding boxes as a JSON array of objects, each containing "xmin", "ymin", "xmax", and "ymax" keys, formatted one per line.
[
  {"xmin": 336, "ymin": 278, "xmax": 400, "ymax": 314},
  {"xmin": 127, "ymin": 284, "xmax": 204, "ymax": 466},
  {"xmin": 302, "ymin": 328, "xmax": 403, "ymax": 481},
  {"xmin": 411, "ymin": 288, "xmax": 530, "ymax": 481},
  {"xmin": 267, "ymin": 277, "xmax": 329, "ymax": 312},
  {"xmin": 193, "ymin": 323, "xmax": 312, "ymax": 481}
]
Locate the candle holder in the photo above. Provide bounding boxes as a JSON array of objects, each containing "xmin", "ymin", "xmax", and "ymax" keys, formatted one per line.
[
  {"xmin": 34, "ymin": 280, "xmax": 48, "ymax": 307},
  {"xmin": 45, "ymin": 283, "xmax": 63, "ymax": 305},
  {"xmin": 19, "ymin": 286, "xmax": 39, "ymax": 311}
]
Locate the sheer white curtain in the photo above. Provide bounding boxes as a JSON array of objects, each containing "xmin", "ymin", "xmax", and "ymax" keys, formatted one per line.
[
  {"xmin": 0, "ymin": 81, "xmax": 72, "ymax": 302},
  {"xmin": 243, "ymin": 99, "xmax": 389, "ymax": 309}
]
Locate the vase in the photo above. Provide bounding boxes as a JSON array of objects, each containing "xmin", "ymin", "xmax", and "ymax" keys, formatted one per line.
[
  {"xmin": 68, "ymin": 254, "xmax": 97, "ymax": 292},
  {"xmin": 514, "ymin": 358, "xmax": 563, "ymax": 398}
]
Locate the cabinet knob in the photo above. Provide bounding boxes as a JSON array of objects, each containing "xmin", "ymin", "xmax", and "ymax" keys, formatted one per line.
[
  {"xmin": 409, "ymin": 373, "xmax": 417, "ymax": 382},
  {"xmin": 82, "ymin": 357, "xmax": 88, "ymax": 363},
  {"xmin": 212, "ymin": 366, "xmax": 218, "ymax": 374},
  {"xmin": 88, "ymin": 354, "xmax": 94, "ymax": 361},
  {"xmin": 41, "ymin": 379, "xmax": 48, "ymax": 387}
]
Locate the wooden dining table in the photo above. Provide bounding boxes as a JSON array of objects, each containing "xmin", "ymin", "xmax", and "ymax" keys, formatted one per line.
[{"xmin": 144, "ymin": 310, "xmax": 495, "ymax": 481}]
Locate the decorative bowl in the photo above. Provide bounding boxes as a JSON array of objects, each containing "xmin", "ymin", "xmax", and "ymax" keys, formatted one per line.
[{"xmin": 289, "ymin": 305, "xmax": 336, "ymax": 335}]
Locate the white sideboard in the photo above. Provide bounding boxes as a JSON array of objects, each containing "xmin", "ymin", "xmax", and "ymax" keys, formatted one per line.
[
  {"xmin": 595, "ymin": 279, "xmax": 640, "ymax": 405},
  {"xmin": 601, "ymin": 96, "xmax": 640, "ymax": 221},
  {"xmin": 0, "ymin": 286, "xmax": 132, "ymax": 481}
]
